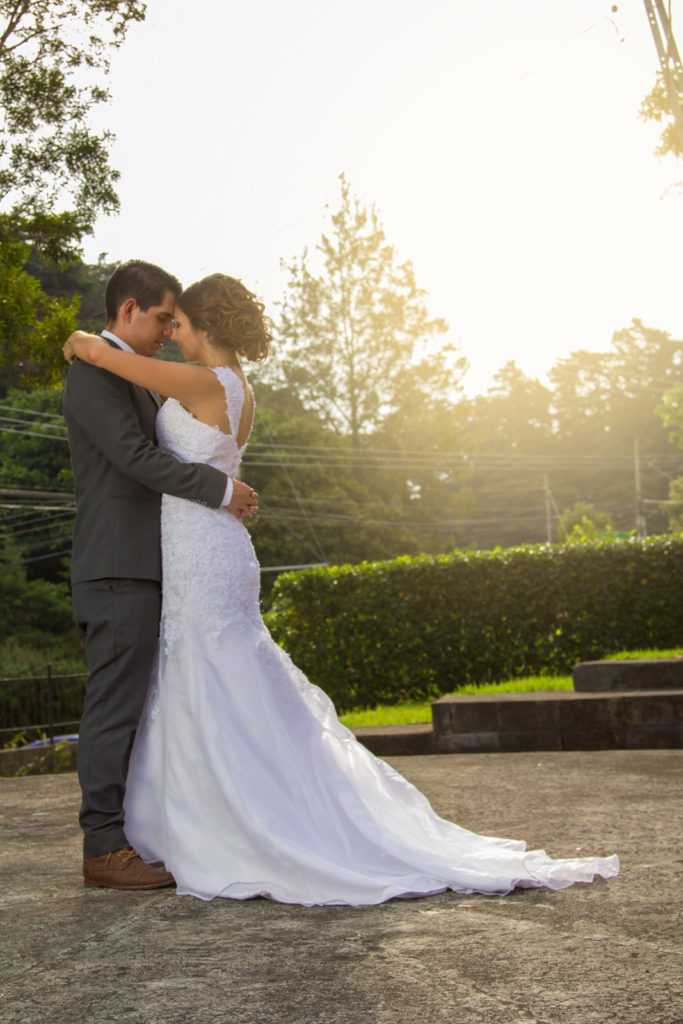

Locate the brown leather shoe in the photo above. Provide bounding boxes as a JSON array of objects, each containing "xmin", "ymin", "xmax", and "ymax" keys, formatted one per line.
[{"xmin": 83, "ymin": 847, "xmax": 175, "ymax": 890}]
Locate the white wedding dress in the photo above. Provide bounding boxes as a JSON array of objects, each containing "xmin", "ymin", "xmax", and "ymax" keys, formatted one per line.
[{"xmin": 124, "ymin": 367, "xmax": 619, "ymax": 905}]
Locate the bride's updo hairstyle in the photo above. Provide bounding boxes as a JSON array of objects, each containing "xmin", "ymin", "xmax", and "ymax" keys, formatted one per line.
[{"xmin": 177, "ymin": 273, "xmax": 271, "ymax": 362}]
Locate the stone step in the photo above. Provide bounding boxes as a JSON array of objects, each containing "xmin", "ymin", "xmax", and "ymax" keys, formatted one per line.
[
  {"xmin": 431, "ymin": 690, "xmax": 683, "ymax": 753},
  {"xmin": 573, "ymin": 658, "xmax": 683, "ymax": 692}
]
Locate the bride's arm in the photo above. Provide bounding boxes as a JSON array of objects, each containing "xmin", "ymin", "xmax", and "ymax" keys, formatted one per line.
[{"xmin": 63, "ymin": 331, "xmax": 212, "ymax": 408}]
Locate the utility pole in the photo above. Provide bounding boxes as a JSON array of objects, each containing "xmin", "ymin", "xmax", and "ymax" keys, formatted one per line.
[
  {"xmin": 634, "ymin": 440, "xmax": 647, "ymax": 537},
  {"xmin": 543, "ymin": 475, "xmax": 553, "ymax": 544},
  {"xmin": 642, "ymin": 0, "xmax": 683, "ymax": 152}
]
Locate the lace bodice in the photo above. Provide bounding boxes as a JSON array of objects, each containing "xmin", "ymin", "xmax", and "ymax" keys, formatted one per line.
[{"xmin": 155, "ymin": 366, "xmax": 262, "ymax": 653}]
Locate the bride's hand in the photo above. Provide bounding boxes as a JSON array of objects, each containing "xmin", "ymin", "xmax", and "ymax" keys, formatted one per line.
[{"xmin": 62, "ymin": 331, "xmax": 106, "ymax": 365}]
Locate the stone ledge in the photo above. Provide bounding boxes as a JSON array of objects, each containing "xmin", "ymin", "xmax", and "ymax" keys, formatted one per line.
[
  {"xmin": 573, "ymin": 657, "xmax": 683, "ymax": 692},
  {"xmin": 0, "ymin": 739, "xmax": 78, "ymax": 775},
  {"xmin": 431, "ymin": 690, "xmax": 683, "ymax": 753},
  {"xmin": 351, "ymin": 723, "xmax": 435, "ymax": 756},
  {"xmin": 4, "ymin": 690, "xmax": 682, "ymax": 769}
]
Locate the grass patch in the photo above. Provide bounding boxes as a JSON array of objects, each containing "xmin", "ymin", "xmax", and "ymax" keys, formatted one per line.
[
  {"xmin": 604, "ymin": 648, "xmax": 682, "ymax": 660},
  {"xmin": 341, "ymin": 702, "xmax": 434, "ymax": 728},
  {"xmin": 339, "ymin": 675, "xmax": 573, "ymax": 727},
  {"xmin": 455, "ymin": 675, "xmax": 572, "ymax": 695}
]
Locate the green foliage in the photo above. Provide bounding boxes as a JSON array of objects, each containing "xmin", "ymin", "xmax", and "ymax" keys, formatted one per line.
[
  {"xmin": 604, "ymin": 646, "xmax": 683, "ymax": 660},
  {"xmin": 0, "ymin": 0, "xmax": 146, "ymax": 258},
  {"xmin": 663, "ymin": 476, "xmax": 683, "ymax": 532},
  {"xmin": 558, "ymin": 501, "xmax": 617, "ymax": 544},
  {"xmin": 339, "ymin": 702, "xmax": 434, "ymax": 727},
  {"xmin": 0, "ymin": 235, "xmax": 78, "ymax": 392},
  {"xmin": 457, "ymin": 321, "xmax": 683, "ymax": 550},
  {"xmin": 0, "ymin": 736, "xmax": 74, "ymax": 776},
  {"xmin": 0, "ymin": 385, "xmax": 72, "ymax": 488},
  {"xmin": 469, "ymin": 361, "xmax": 555, "ymax": 452},
  {"xmin": 0, "ymin": 552, "xmax": 75, "ymax": 645},
  {"xmin": 0, "ymin": 556, "xmax": 83, "ymax": 751},
  {"xmin": 0, "ymin": 386, "xmax": 73, "ymax": 581},
  {"xmin": 266, "ymin": 536, "xmax": 683, "ymax": 711},
  {"xmin": 23, "ymin": 251, "xmax": 119, "ymax": 333},
  {"xmin": 548, "ymin": 321, "xmax": 682, "ymax": 454},
  {"xmin": 657, "ymin": 383, "xmax": 683, "ymax": 447},
  {"xmin": 0, "ymin": 0, "xmax": 145, "ymax": 388},
  {"xmin": 243, "ymin": 380, "xmax": 425, "ymax": 598},
  {"xmin": 0, "ymin": 636, "xmax": 84, "ymax": 679},
  {"xmin": 655, "ymin": 383, "xmax": 683, "ymax": 532}
]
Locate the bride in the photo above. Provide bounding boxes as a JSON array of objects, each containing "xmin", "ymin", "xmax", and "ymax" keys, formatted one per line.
[{"xmin": 63, "ymin": 273, "xmax": 619, "ymax": 906}]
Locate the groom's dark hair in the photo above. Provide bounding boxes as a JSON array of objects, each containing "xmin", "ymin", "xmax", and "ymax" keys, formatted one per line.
[{"xmin": 105, "ymin": 260, "xmax": 182, "ymax": 322}]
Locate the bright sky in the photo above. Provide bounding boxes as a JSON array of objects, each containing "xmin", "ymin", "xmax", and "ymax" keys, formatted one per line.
[{"xmin": 82, "ymin": 0, "xmax": 683, "ymax": 396}]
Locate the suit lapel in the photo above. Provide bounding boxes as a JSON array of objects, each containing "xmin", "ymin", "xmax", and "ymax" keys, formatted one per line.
[{"xmin": 146, "ymin": 389, "xmax": 162, "ymax": 410}]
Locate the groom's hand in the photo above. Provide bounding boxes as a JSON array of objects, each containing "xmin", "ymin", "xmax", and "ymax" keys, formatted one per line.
[{"xmin": 227, "ymin": 479, "xmax": 258, "ymax": 519}]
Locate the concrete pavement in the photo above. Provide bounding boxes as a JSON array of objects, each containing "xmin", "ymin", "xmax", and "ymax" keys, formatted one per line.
[{"xmin": 1, "ymin": 750, "xmax": 681, "ymax": 1024}]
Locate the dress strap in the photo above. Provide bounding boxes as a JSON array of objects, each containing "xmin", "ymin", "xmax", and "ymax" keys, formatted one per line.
[
  {"xmin": 211, "ymin": 366, "xmax": 244, "ymax": 435},
  {"xmin": 211, "ymin": 365, "xmax": 253, "ymax": 446}
]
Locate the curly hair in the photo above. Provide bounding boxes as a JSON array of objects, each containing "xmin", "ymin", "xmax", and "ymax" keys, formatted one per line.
[{"xmin": 177, "ymin": 274, "xmax": 271, "ymax": 362}]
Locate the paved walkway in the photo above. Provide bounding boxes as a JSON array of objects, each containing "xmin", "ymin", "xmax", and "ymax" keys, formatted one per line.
[{"xmin": 1, "ymin": 750, "xmax": 681, "ymax": 1024}]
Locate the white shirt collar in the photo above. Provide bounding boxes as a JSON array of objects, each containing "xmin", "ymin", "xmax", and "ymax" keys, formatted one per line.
[{"xmin": 101, "ymin": 329, "xmax": 135, "ymax": 355}]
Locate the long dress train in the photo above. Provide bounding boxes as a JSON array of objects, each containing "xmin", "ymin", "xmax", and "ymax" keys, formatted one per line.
[{"xmin": 123, "ymin": 367, "xmax": 619, "ymax": 905}]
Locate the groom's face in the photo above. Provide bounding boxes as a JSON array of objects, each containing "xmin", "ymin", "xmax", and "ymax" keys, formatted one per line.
[{"xmin": 128, "ymin": 289, "xmax": 176, "ymax": 357}]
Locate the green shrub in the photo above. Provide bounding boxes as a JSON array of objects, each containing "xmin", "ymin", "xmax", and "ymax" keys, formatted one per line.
[
  {"xmin": 265, "ymin": 536, "xmax": 683, "ymax": 711},
  {"xmin": 0, "ymin": 574, "xmax": 74, "ymax": 643},
  {"xmin": 0, "ymin": 636, "xmax": 84, "ymax": 680}
]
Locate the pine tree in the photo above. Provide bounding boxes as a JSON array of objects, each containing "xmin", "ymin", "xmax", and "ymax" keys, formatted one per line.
[{"xmin": 276, "ymin": 174, "xmax": 466, "ymax": 448}]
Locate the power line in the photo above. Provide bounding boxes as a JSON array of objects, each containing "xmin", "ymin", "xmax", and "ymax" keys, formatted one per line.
[
  {"xmin": 0, "ymin": 548, "xmax": 72, "ymax": 567},
  {"xmin": 0, "ymin": 425, "xmax": 69, "ymax": 442},
  {"xmin": 0, "ymin": 414, "xmax": 67, "ymax": 431},
  {"xmin": 2, "ymin": 415, "xmax": 682, "ymax": 476},
  {"xmin": 0, "ymin": 404, "xmax": 65, "ymax": 420}
]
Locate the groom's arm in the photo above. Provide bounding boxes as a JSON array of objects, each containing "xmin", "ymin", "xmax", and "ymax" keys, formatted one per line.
[{"xmin": 64, "ymin": 359, "xmax": 228, "ymax": 507}]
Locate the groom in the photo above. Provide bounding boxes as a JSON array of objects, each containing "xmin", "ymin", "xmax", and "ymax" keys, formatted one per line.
[{"xmin": 63, "ymin": 260, "xmax": 258, "ymax": 890}]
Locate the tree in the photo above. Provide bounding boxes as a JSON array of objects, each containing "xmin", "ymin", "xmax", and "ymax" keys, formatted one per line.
[
  {"xmin": 469, "ymin": 361, "xmax": 554, "ymax": 452},
  {"xmin": 663, "ymin": 475, "xmax": 683, "ymax": 532},
  {"xmin": 276, "ymin": 174, "xmax": 466, "ymax": 448},
  {"xmin": 0, "ymin": 384, "xmax": 73, "ymax": 581},
  {"xmin": 656, "ymin": 381, "xmax": 683, "ymax": 532},
  {"xmin": 640, "ymin": 76, "xmax": 683, "ymax": 160},
  {"xmin": 449, "ymin": 363, "xmax": 556, "ymax": 550},
  {"xmin": 545, "ymin": 320, "xmax": 682, "ymax": 536},
  {"xmin": 657, "ymin": 383, "xmax": 683, "ymax": 448},
  {"xmin": 243, "ymin": 381, "xmax": 424, "ymax": 601},
  {"xmin": 558, "ymin": 501, "xmax": 617, "ymax": 544},
  {"xmin": 24, "ymin": 250, "xmax": 119, "ymax": 331},
  {"xmin": 0, "ymin": 0, "xmax": 146, "ymax": 260},
  {"xmin": 0, "ymin": 233, "xmax": 78, "ymax": 393},
  {"xmin": 0, "ymin": 2, "xmax": 145, "ymax": 389},
  {"xmin": 0, "ymin": 385, "xmax": 72, "ymax": 490}
]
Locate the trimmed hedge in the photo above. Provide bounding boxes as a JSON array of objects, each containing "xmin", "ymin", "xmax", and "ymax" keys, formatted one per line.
[{"xmin": 264, "ymin": 536, "xmax": 683, "ymax": 711}]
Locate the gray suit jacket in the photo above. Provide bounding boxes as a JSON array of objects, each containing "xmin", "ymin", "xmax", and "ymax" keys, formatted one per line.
[{"xmin": 63, "ymin": 345, "xmax": 228, "ymax": 584}]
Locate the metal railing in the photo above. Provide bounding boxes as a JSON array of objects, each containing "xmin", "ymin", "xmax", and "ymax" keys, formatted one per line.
[{"xmin": 0, "ymin": 664, "xmax": 86, "ymax": 748}]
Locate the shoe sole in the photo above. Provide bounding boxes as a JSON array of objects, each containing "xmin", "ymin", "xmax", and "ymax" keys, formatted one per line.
[{"xmin": 83, "ymin": 879, "xmax": 175, "ymax": 890}]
